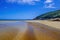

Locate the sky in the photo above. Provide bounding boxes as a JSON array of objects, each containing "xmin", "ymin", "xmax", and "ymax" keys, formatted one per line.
[{"xmin": 0, "ymin": 0, "xmax": 60, "ymax": 19}]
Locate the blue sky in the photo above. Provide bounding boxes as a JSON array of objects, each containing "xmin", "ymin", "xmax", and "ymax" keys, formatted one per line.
[{"xmin": 0, "ymin": 0, "xmax": 60, "ymax": 19}]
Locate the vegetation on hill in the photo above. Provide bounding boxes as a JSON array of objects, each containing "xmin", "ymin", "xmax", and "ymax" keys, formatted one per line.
[{"xmin": 34, "ymin": 10, "xmax": 60, "ymax": 20}]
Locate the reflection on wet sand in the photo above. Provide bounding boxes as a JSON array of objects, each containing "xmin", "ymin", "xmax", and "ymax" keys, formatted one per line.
[
  {"xmin": 0, "ymin": 21, "xmax": 60, "ymax": 40},
  {"xmin": 0, "ymin": 27, "xmax": 19, "ymax": 40},
  {"xmin": 28, "ymin": 22, "xmax": 60, "ymax": 40}
]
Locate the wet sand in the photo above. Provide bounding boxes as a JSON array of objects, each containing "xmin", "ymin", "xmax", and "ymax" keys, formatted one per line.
[
  {"xmin": 28, "ymin": 22, "xmax": 60, "ymax": 40},
  {"xmin": 0, "ymin": 21, "xmax": 60, "ymax": 40}
]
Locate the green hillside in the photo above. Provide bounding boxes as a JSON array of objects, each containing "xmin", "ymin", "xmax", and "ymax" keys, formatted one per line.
[{"xmin": 34, "ymin": 10, "xmax": 60, "ymax": 20}]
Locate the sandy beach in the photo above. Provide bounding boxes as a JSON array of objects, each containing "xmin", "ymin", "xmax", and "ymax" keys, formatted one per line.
[{"xmin": 0, "ymin": 20, "xmax": 60, "ymax": 40}]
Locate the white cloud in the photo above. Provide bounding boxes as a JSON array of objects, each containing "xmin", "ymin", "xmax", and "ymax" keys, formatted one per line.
[
  {"xmin": 6, "ymin": 0, "xmax": 40, "ymax": 5},
  {"xmin": 44, "ymin": 0, "xmax": 53, "ymax": 3},
  {"xmin": 6, "ymin": 0, "xmax": 56, "ymax": 8},
  {"xmin": 44, "ymin": 0, "xmax": 56, "ymax": 8},
  {"xmin": 44, "ymin": 3, "xmax": 56, "ymax": 8}
]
